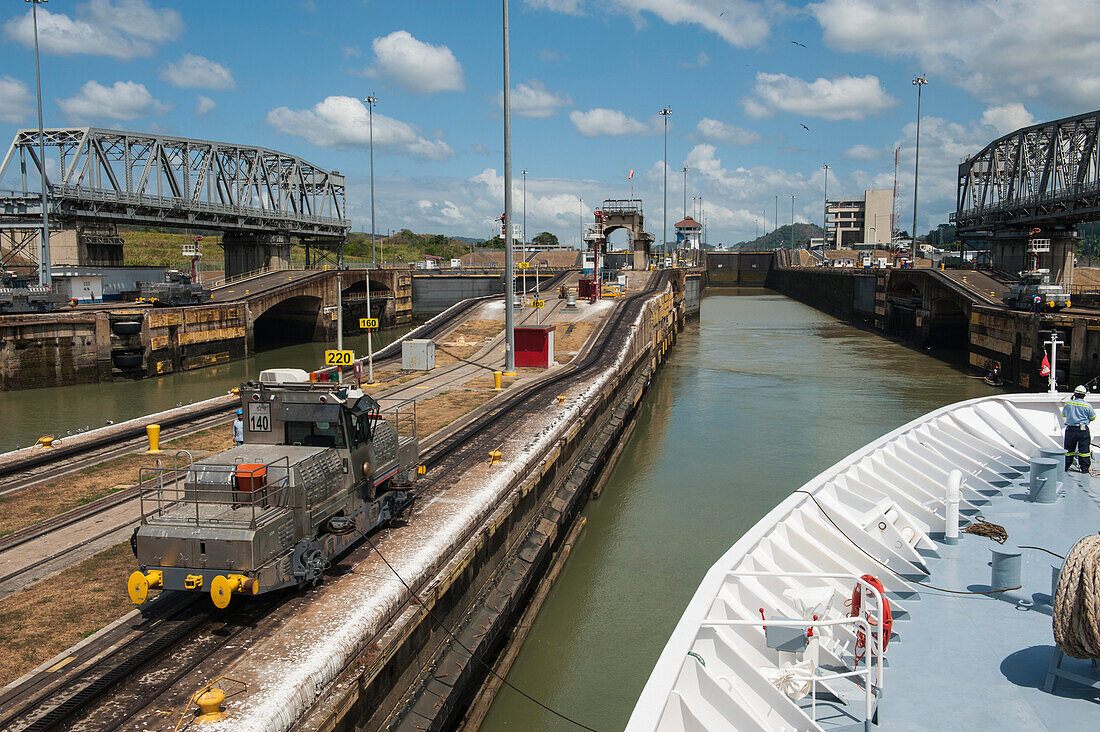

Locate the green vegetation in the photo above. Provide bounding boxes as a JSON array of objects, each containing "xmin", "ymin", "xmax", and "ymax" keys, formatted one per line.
[
  {"xmin": 734, "ymin": 223, "xmax": 823, "ymax": 251},
  {"xmin": 532, "ymin": 231, "xmax": 559, "ymax": 248},
  {"xmin": 118, "ymin": 226, "xmax": 508, "ymax": 271}
]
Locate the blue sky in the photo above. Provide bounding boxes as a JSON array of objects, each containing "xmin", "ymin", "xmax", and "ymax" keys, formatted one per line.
[{"xmin": 0, "ymin": 0, "xmax": 1096, "ymax": 247}]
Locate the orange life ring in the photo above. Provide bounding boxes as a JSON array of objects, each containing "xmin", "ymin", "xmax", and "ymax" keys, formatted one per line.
[
  {"xmin": 847, "ymin": 574, "xmax": 893, "ymax": 659},
  {"xmin": 68, "ymin": 298, "xmax": 77, "ymax": 308}
]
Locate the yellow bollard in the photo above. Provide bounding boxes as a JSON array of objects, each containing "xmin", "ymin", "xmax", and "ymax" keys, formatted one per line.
[
  {"xmin": 146, "ymin": 424, "xmax": 161, "ymax": 452},
  {"xmin": 493, "ymin": 371, "xmax": 502, "ymax": 390},
  {"xmin": 193, "ymin": 687, "xmax": 227, "ymax": 724},
  {"xmin": 488, "ymin": 449, "xmax": 502, "ymax": 465},
  {"xmin": 35, "ymin": 435, "xmax": 56, "ymax": 448},
  {"xmin": 557, "ymin": 395, "xmax": 565, "ymax": 404}
]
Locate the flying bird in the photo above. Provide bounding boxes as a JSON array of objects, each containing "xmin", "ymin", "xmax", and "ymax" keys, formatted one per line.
[
  {"xmin": 800, "ymin": 123, "xmax": 810, "ymax": 131},
  {"xmin": 791, "ymin": 41, "xmax": 807, "ymax": 48}
]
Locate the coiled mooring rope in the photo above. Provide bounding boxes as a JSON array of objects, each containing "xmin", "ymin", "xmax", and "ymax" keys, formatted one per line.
[
  {"xmin": 1053, "ymin": 534, "xmax": 1100, "ymax": 659},
  {"xmin": 962, "ymin": 516, "xmax": 1009, "ymax": 544}
]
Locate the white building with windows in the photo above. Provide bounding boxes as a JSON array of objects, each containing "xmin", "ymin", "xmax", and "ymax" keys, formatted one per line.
[{"xmin": 825, "ymin": 189, "xmax": 892, "ymax": 249}]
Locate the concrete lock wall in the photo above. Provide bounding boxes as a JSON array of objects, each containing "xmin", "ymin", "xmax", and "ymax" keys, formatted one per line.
[
  {"xmin": 411, "ymin": 274, "xmax": 503, "ymax": 315},
  {"xmin": 222, "ymin": 233, "xmax": 292, "ymax": 279}
]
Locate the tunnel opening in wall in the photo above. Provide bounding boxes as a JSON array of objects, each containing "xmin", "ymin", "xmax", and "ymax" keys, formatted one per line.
[
  {"xmin": 927, "ymin": 297, "xmax": 969, "ymax": 350},
  {"xmin": 253, "ymin": 295, "xmax": 323, "ymax": 350},
  {"xmin": 342, "ymin": 279, "xmax": 395, "ymax": 331}
]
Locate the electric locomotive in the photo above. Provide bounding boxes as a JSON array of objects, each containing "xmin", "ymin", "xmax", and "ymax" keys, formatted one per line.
[{"xmin": 127, "ymin": 368, "xmax": 418, "ymax": 609}]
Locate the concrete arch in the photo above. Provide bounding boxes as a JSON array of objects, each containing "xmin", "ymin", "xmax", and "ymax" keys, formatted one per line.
[{"xmin": 253, "ymin": 294, "xmax": 323, "ymax": 349}]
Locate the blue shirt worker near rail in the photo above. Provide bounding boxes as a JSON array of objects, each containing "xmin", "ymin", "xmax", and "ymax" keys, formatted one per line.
[
  {"xmin": 233, "ymin": 409, "xmax": 244, "ymax": 446},
  {"xmin": 1062, "ymin": 386, "xmax": 1096, "ymax": 472}
]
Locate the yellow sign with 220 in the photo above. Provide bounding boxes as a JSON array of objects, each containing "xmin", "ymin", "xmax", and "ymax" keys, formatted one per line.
[{"xmin": 325, "ymin": 350, "xmax": 355, "ymax": 366}]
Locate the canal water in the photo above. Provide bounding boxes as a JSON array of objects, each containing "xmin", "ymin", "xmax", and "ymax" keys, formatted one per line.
[
  {"xmin": 0, "ymin": 325, "xmax": 410, "ymax": 452},
  {"xmin": 479, "ymin": 287, "xmax": 989, "ymax": 731}
]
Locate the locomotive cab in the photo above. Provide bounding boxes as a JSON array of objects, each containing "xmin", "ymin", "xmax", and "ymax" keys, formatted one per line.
[{"xmin": 128, "ymin": 372, "xmax": 418, "ymax": 608}]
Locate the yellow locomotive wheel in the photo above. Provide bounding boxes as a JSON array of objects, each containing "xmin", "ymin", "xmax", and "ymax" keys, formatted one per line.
[
  {"xmin": 128, "ymin": 571, "xmax": 150, "ymax": 605},
  {"xmin": 210, "ymin": 575, "xmax": 233, "ymax": 609}
]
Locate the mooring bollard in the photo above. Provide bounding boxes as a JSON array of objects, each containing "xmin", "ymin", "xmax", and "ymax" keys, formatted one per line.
[
  {"xmin": 991, "ymin": 545, "xmax": 1022, "ymax": 591},
  {"xmin": 1028, "ymin": 456, "xmax": 1059, "ymax": 503},
  {"xmin": 146, "ymin": 424, "xmax": 161, "ymax": 453},
  {"xmin": 493, "ymin": 371, "xmax": 502, "ymax": 391},
  {"xmin": 1038, "ymin": 447, "xmax": 1065, "ymax": 486}
]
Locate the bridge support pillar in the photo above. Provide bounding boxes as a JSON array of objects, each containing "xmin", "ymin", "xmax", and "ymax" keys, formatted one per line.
[
  {"xmin": 992, "ymin": 229, "xmax": 1076, "ymax": 286},
  {"xmin": 633, "ymin": 233, "xmax": 653, "ymax": 270},
  {"xmin": 222, "ymin": 233, "xmax": 292, "ymax": 279}
]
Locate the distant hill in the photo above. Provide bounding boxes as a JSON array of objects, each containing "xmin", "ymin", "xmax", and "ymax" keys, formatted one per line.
[{"xmin": 734, "ymin": 223, "xmax": 823, "ymax": 251}]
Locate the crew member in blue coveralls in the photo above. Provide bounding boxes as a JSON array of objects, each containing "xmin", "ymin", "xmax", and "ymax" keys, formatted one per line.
[
  {"xmin": 233, "ymin": 408, "xmax": 245, "ymax": 446},
  {"xmin": 1062, "ymin": 385, "xmax": 1096, "ymax": 472}
]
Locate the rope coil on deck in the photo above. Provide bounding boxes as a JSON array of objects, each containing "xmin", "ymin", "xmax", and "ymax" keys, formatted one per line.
[
  {"xmin": 962, "ymin": 516, "xmax": 1009, "ymax": 544},
  {"xmin": 1053, "ymin": 534, "xmax": 1100, "ymax": 659}
]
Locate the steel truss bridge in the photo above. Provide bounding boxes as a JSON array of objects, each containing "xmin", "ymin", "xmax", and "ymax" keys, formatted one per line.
[
  {"xmin": 954, "ymin": 109, "xmax": 1100, "ymax": 233},
  {"xmin": 0, "ymin": 128, "xmax": 350, "ymax": 240}
]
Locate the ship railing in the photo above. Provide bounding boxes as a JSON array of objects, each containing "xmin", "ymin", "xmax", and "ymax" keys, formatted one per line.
[
  {"xmin": 707, "ymin": 570, "xmax": 886, "ymax": 728},
  {"xmin": 137, "ymin": 454, "xmax": 294, "ymax": 530}
]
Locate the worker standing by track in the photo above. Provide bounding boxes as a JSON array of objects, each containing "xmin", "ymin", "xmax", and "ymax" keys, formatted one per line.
[
  {"xmin": 1062, "ymin": 385, "xmax": 1095, "ymax": 472},
  {"xmin": 233, "ymin": 409, "xmax": 244, "ymax": 446}
]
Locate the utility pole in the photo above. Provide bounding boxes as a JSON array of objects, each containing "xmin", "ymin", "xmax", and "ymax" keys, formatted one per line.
[
  {"xmin": 29, "ymin": 0, "xmax": 49, "ymax": 286},
  {"xmin": 363, "ymin": 94, "xmax": 379, "ymax": 384},
  {"xmin": 911, "ymin": 75, "xmax": 929, "ymax": 265},
  {"xmin": 522, "ymin": 168, "xmax": 528, "ymax": 300},
  {"xmin": 660, "ymin": 107, "xmax": 672, "ymax": 261},
  {"xmin": 822, "ymin": 164, "xmax": 830, "ymax": 249},
  {"xmin": 774, "ymin": 194, "xmax": 778, "ymax": 241},
  {"xmin": 502, "ymin": 0, "xmax": 516, "ymax": 373}
]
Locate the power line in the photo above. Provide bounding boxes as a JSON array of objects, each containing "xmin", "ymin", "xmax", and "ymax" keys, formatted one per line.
[{"xmin": 365, "ymin": 535, "xmax": 601, "ymax": 731}]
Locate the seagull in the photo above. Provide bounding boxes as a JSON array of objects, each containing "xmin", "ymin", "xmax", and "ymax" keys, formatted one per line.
[
  {"xmin": 791, "ymin": 41, "xmax": 807, "ymax": 48},
  {"xmin": 800, "ymin": 123, "xmax": 810, "ymax": 131}
]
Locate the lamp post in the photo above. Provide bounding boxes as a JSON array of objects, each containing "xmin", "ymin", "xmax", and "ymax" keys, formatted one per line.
[
  {"xmin": 521, "ymin": 168, "xmax": 527, "ymax": 300},
  {"xmin": 822, "ymin": 164, "xmax": 830, "ymax": 249},
  {"xmin": 28, "ymin": 0, "xmax": 49, "ymax": 286},
  {"xmin": 660, "ymin": 107, "xmax": 672, "ymax": 261},
  {"xmin": 501, "ymin": 0, "xmax": 516, "ymax": 374},
  {"xmin": 911, "ymin": 75, "xmax": 928, "ymax": 265},
  {"xmin": 362, "ymin": 95, "xmax": 379, "ymax": 384}
]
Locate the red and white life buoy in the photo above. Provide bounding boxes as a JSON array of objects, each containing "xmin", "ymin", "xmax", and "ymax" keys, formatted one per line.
[{"xmin": 846, "ymin": 574, "xmax": 892, "ymax": 663}]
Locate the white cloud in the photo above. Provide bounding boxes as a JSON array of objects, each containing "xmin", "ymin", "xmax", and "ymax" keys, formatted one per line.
[
  {"xmin": 980, "ymin": 103, "xmax": 1035, "ymax": 136},
  {"xmin": 496, "ymin": 80, "xmax": 572, "ymax": 118},
  {"xmin": 362, "ymin": 31, "xmax": 464, "ymax": 94},
  {"xmin": 341, "ymin": 45, "xmax": 361, "ymax": 60},
  {"xmin": 696, "ymin": 118, "xmax": 762, "ymax": 146},
  {"xmin": 844, "ymin": 144, "xmax": 883, "ymax": 161},
  {"xmin": 0, "ymin": 76, "xmax": 33, "ymax": 124},
  {"xmin": 570, "ymin": 108, "xmax": 652, "ymax": 137},
  {"xmin": 58, "ymin": 80, "xmax": 170, "ymax": 121},
  {"xmin": 681, "ymin": 51, "xmax": 711, "ymax": 68},
  {"xmin": 3, "ymin": 0, "xmax": 182, "ymax": 61},
  {"xmin": 194, "ymin": 96, "xmax": 216, "ymax": 117},
  {"xmin": 528, "ymin": 0, "xmax": 772, "ymax": 47},
  {"xmin": 809, "ymin": 0, "xmax": 1100, "ymax": 108},
  {"xmin": 265, "ymin": 95, "xmax": 455, "ymax": 162},
  {"xmin": 742, "ymin": 72, "xmax": 897, "ymax": 121},
  {"xmin": 159, "ymin": 54, "xmax": 235, "ymax": 91},
  {"xmin": 526, "ymin": 0, "xmax": 585, "ymax": 12}
]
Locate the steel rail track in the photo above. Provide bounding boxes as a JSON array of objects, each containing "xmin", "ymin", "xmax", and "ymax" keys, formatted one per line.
[{"xmin": 0, "ymin": 270, "xmax": 642, "ymax": 732}]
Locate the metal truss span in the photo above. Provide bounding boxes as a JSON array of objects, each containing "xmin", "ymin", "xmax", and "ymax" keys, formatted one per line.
[
  {"xmin": 954, "ymin": 109, "xmax": 1100, "ymax": 233},
  {"xmin": 0, "ymin": 127, "xmax": 349, "ymax": 238}
]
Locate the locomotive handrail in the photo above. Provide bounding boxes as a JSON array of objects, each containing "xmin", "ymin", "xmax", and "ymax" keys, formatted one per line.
[{"xmin": 137, "ymin": 455, "xmax": 295, "ymax": 530}]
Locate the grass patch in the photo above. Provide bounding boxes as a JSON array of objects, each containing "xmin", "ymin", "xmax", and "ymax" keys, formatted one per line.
[
  {"xmin": 553, "ymin": 321, "xmax": 596, "ymax": 363},
  {"xmin": 0, "ymin": 426, "xmax": 233, "ymax": 537},
  {"xmin": 435, "ymin": 320, "xmax": 503, "ymax": 366},
  {"xmin": 414, "ymin": 390, "xmax": 500, "ymax": 439},
  {"xmin": 0, "ymin": 542, "xmax": 135, "ymax": 686}
]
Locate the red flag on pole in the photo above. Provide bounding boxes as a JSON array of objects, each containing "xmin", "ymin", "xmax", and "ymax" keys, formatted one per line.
[
  {"xmin": 628, "ymin": 169, "xmax": 634, "ymax": 180},
  {"xmin": 1040, "ymin": 353, "xmax": 1051, "ymax": 376}
]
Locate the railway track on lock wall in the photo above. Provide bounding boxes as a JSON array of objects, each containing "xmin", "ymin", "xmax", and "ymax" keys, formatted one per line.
[
  {"xmin": 0, "ymin": 280, "xmax": 579, "ymax": 591},
  {"xmin": 0, "ymin": 270, "xmax": 657, "ymax": 732}
]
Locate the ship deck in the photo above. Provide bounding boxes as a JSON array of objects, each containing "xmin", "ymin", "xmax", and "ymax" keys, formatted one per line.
[
  {"xmin": 628, "ymin": 394, "xmax": 1100, "ymax": 731},
  {"xmin": 885, "ymin": 463, "xmax": 1100, "ymax": 730}
]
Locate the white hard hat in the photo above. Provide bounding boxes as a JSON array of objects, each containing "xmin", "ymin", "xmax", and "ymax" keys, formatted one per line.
[{"xmin": 1074, "ymin": 385, "xmax": 1087, "ymax": 396}]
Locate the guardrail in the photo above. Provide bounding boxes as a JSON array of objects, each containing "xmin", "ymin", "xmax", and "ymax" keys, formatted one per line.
[{"xmin": 211, "ymin": 263, "xmax": 294, "ymax": 288}]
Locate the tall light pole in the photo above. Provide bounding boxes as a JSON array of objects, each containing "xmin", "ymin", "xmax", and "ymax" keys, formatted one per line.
[
  {"xmin": 521, "ymin": 168, "xmax": 528, "ymax": 299},
  {"xmin": 791, "ymin": 195, "xmax": 795, "ymax": 228},
  {"xmin": 822, "ymin": 164, "xmax": 830, "ymax": 249},
  {"xmin": 660, "ymin": 107, "xmax": 672, "ymax": 261},
  {"xmin": 362, "ymin": 94, "xmax": 379, "ymax": 384},
  {"xmin": 774, "ymin": 194, "xmax": 778, "ymax": 241},
  {"xmin": 28, "ymin": 0, "xmax": 49, "ymax": 286},
  {"xmin": 911, "ymin": 74, "xmax": 928, "ymax": 265},
  {"xmin": 502, "ymin": 0, "xmax": 516, "ymax": 373}
]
